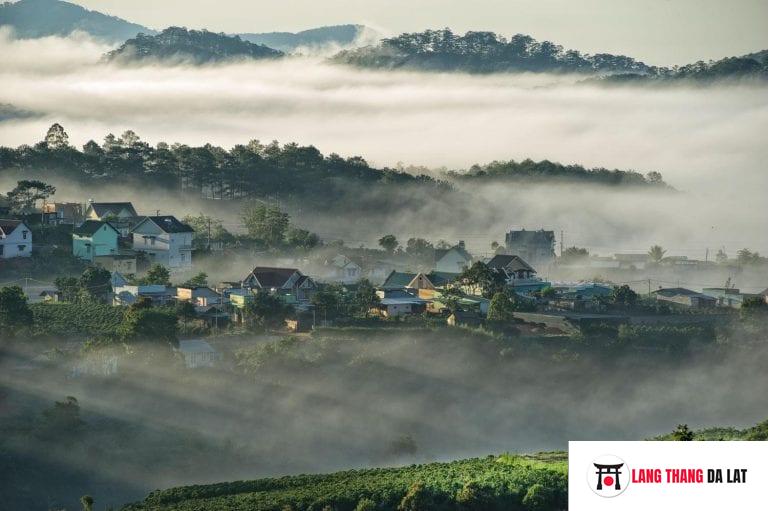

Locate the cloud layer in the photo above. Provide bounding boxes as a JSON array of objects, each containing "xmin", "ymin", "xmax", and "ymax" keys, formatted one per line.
[{"xmin": 0, "ymin": 30, "xmax": 767, "ymax": 260}]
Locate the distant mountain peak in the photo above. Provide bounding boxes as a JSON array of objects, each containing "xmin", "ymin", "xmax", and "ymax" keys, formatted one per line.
[
  {"xmin": 238, "ymin": 24, "xmax": 381, "ymax": 53},
  {"xmin": 104, "ymin": 26, "xmax": 284, "ymax": 64},
  {"xmin": 0, "ymin": 0, "xmax": 155, "ymax": 42}
]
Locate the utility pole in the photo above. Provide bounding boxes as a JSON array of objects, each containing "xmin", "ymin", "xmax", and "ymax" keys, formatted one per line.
[
  {"xmin": 559, "ymin": 230, "xmax": 564, "ymax": 257},
  {"xmin": 647, "ymin": 279, "xmax": 651, "ymax": 296},
  {"xmin": 207, "ymin": 218, "xmax": 212, "ymax": 251}
]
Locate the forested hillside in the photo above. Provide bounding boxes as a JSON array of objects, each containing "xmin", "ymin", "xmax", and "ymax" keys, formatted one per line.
[
  {"xmin": 331, "ymin": 28, "xmax": 653, "ymax": 74},
  {"xmin": 123, "ymin": 453, "xmax": 567, "ymax": 511},
  {"xmin": 105, "ymin": 27, "xmax": 283, "ymax": 64},
  {"xmin": 0, "ymin": 0, "xmax": 154, "ymax": 42},
  {"xmin": 0, "ymin": 124, "xmax": 670, "ymax": 213},
  {"xmin": 593, "ymin": 55, "xmax": 768, "ymax": 84},
  {"xmin": 448, "ymin": 159, "xmax": 668, "ymax": 188},
  {"xmin": 332, "ymin": 28, "xmax": 768, "ymax": 82}
]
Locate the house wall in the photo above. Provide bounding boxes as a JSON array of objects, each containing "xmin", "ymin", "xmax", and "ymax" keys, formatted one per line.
[
  {"xmin": 435, "ymin": 250, "xmax": 471, "ymax": 273},
  {"xmin": 133, "ymin": 223, "xmax": 193, "ymax": 270},
  {"xmin": 73, "ymin": 225, "xmax": 118, "ymax": 261},
  {"xmin": 0, "ymin": 223, "xmax": 32, "ymax": 259}
]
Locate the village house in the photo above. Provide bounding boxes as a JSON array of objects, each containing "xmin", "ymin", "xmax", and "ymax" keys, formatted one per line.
[
  {"xmin": 447, "ymin": 309, "xmax": 483, "ymax": 328},
  {"xmin": 176, "ymin": 286, "xmax": 224, "ymax": 307},
  {"xmin": 242, "ymin": 266, "xmax": 317, "ymax": 303},
  {"xmin": 72, "ymin": 220, "xmax": 119, "ymax": 261},
  {"xmin": 373, "ymin": 289, "xmax": 428, "ymax": 317},
  {"xmin": 85, "ymin": 201, "xmax": 140, "ymax": 235},
  {"xmin": 132, "ymin": 215, "xmax": 194, "ymax": 271},
  {"xmin": 701, "ymin": 287, "xmax": 759, "ymax": 309},
  {"xmin": 556, "ymin": 282, "xmax": 614, "ymax": 300},
  {"xmin": 504, "ymin": 229, "xmax": 556, "ymax": 268},
  {"xmin": 43, "ymin": 202, "xmax": 83, "ymax": 225},
  {"xmin": 433, "ymin": 241, "xmax": 472, "ymax": 273},
  {"xmin": 381, "ymin": 270, "xmax": 458, "ymax": 297},
  {"xmin": 323, "ymin": 254, "xmax": 362, "ymax": 284},
  {"xmin": 486, "ymin": 254, "xmax": 549, "ymax": 295},
  {"xmin": 652, "ymin": 287, "xmax": 717, "ymax": 309},
  {"xmin": 0, "ymin": 219, "xmax": 32, "ymax": 258},
  {"xmin": 113, "ymin": 284, "xmax": 176, "ymax": 306}
]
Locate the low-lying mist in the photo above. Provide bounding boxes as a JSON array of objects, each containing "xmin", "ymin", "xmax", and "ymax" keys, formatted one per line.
[
  {"xmin": 2, "ymin": 328, "xmax": 768, "ymax": 509},
  {"xmin": 0, "ymin": 30, "xmax": 766, "ymax": 255}
]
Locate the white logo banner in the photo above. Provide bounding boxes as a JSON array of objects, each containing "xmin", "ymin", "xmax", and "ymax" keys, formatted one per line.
[{"xmin": 569, "ymin": 441, "xmax": 767, "ymax": 509}]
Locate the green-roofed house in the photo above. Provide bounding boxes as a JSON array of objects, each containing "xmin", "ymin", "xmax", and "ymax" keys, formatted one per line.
[
  {"xmin": 73, "ymin": 220, "xmax": 120, "ymax": 261},
  {"xmin": 381, "ymin": 270, "xmax": 460, "ymax": 292}
]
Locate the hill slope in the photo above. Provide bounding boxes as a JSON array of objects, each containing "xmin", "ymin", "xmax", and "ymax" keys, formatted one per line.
[
  {"xmin": 105, "ymin": 27, "xmax": 283, "ymax": 64},
  {"xmin": 331, "ymin": 28, "xmax": 653, "ymax": 75},
  {"xmin": 122, "ymin": 452, "xmax": 567, "ymax": 511},
  {"xmin": 0, "ymin": 0, "xmax": 154, "ymax": 42},
  {"xmin": 593, "ymin": 55, "xmax": 768, "ymax": 84},
  {"xmin": 239, "ymin": 24, "xmax": 379, "ymax": 53},
  {"xmin": 332, "ymin": 28, "xmax": 768, "ymax": 82}
]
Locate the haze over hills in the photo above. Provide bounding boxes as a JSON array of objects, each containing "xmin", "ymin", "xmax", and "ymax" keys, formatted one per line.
[
  {"xmin": 0, "ymin": 0, "xmax": 155, "ymax": 42},
  {"xmin": 332, "ymin": 28, "xmax": 768, "ymax": 81},
  {"xmin": 238, "ymin": 24, "xmax": 380, "ymax": 53},
  {"xmin": 105, "ymin": 27, "xmax": 283, "ymax": 64},
  {"xmin": 0, "ymin": 0, "xmax": 379, "ymax": 53}
]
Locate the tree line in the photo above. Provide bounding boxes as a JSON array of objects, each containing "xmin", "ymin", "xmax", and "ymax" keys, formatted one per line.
[
  {"xmin": 332, "ymin": 28, "xmax": 768, "ymax": 82},
  {"xmin": 0, "ymin": 124, "xmax": 448, "ymax": 206},
  {"xmin": 332, "ymin": 28, "xmax": 652, "ymax": 74}
]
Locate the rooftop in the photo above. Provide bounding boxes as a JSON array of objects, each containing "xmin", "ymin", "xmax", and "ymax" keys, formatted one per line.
[
  {"xmin": 247, "ymin": 267, "xmax": 300, "ymax": 288},
  {"xmin": 141, "ymin": 215, "xmax": 195, "ymax": 233},
  {"xmin": 0, "ymin": 219, "xmax": 23, "ymax": 236},
  {"xmin": 73, "ymin": 220, "xmax": 119, "ymax": 237},
  {"xmin": 88, "ymin": 202, "xmax": 138, "ymax": 217},
  {"xmin": 487, "ymin": 254, "xmax": 535, "ymax": 273}
]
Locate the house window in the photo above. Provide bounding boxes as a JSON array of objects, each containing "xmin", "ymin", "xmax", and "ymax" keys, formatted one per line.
[
  {"xmin": 18, "ymin": 244, "xmax": 26, "ymax": 252},
  {"xmin": 22, "ymin": 230, "xmax": 28, "ymax": 240},
  {"xmin": 0, "ymin": 245, "xmax": 4, "ymax": 256},
  {"xmin": 150, "ymin": 237, "xmax": 156, "ymax": 246},
  {"xmin": 181, "ymin": 253, "xmax": 186, "ymax": 262}
]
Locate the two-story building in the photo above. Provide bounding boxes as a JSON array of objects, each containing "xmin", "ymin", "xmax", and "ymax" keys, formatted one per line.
[
  {"xmin": 486, "ymin": 254, "xmax": 550, "ymax": 295},
  {"xmin": 242, "ymin": 266, "xmax": 316, "ymax": 303},
  {"xmin": 132, "ymin": 216, "xmax": 194, "ymax": 270},
  {"xmin": 434, "ymin": 241, "xmax": 472, "ymax": 273},
  {"xmin": 43, "ymin": 202, "xmax": 83, "ymax": 225},
  {"xmin": 0, "ymin": 219, "xmax": 32, "ymax": 258},
  {"xmin": 85, "ymin": 201, "xmax": 139, "ymax": 236},
  {"xmin": 323, "ymin": 254, "xmax": 362, "ymax": 284},
  {"xmin": 72, "ymin": 220, "xmax": 120, "ymax": 261},
  {"xmin": 504, "ymin": 229, "xmax": 556, "ymax": 269}
]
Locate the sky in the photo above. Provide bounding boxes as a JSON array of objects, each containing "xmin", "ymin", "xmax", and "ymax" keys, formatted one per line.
[{"xmin": 69, "ymin": 0, "xmax": 768, "ymax": 65}]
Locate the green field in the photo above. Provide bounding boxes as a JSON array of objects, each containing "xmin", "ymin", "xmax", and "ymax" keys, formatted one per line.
[{"xmin": 122, "ymin": 452, "xmax": 567, "ymax": 511}]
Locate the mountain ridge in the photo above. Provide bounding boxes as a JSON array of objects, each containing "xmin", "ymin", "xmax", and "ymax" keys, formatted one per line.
[
  {"xmin": 0, "ymin": 0, "xmax": 155, "ymax": 42},
  {"xmin": 104, "ymin": 26, "xmax": 283, "ymax": 64}
]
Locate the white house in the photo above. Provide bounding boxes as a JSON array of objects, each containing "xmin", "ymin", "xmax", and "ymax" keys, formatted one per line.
[
  {"xmin": 0, "ymin": 219, "xmax": 32, "ymax": 258},
  {"xmin": 85, "ymin": 201, "xmax": 139, "ymax": 236},
  {"xmin": 324, "ymin": 254, "xmax": 362, "ymax": 283},
  {"xmin": 113, "ymin": 284, "xmax": 175, "ymax": 306},
  {"xmin": 132, "ymin": 216, "xmax": 194, "ymax": 270},
  {"xmin": 434, "ymin": 242, "xmax": 472, "ymax": 273}
]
